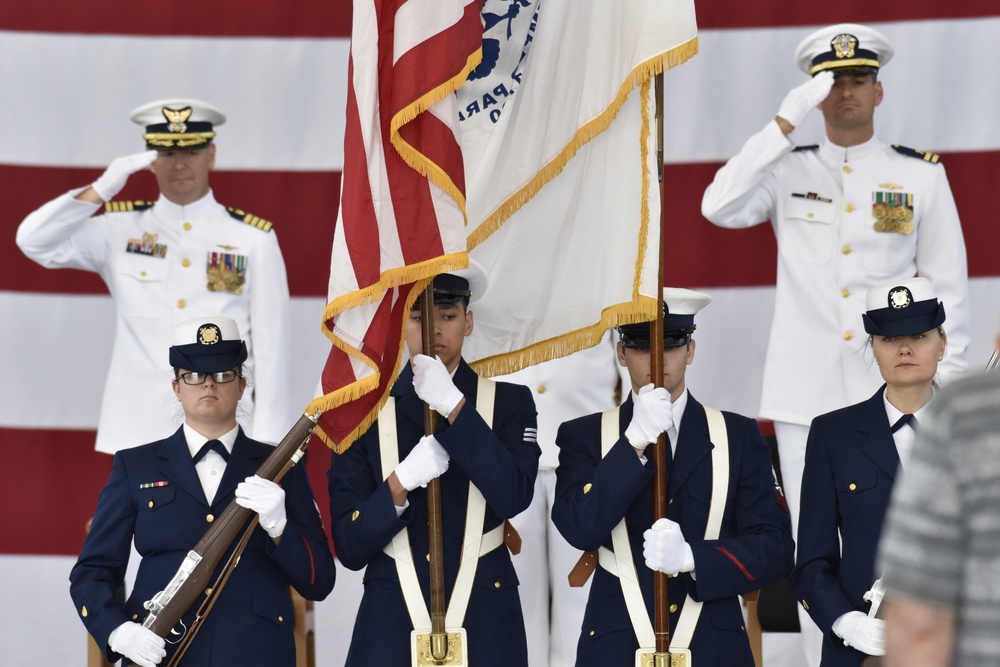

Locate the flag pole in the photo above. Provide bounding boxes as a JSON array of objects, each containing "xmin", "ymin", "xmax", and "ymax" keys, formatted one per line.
[
  {"xmin": 651, "ymin": 70, "xmax": 671, "ymax": 662},
  {"xmin": 420, "ymin": 283, "xmax": 449, "ymax": 660}
]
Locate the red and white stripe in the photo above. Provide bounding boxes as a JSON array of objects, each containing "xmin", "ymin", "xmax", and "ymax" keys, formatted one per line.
[
  {"xmin": 311, "ymin": 0, "xmax": 480, "ymax": 451},
  {"xmin": 2, "ymin": 3, "xmax": 1000, "ymax": 664}
]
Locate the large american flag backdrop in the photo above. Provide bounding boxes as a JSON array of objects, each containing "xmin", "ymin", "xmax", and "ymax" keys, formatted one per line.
[{"xmin": 2, "ymin": 2, "xmax": 998, "ymax": 664}]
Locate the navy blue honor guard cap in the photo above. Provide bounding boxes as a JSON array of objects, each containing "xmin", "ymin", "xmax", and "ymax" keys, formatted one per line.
[
  {"xmin": 169, "ymin": 316, "xmax": 248, "ymax": 372},
  {"xmin": 413, "ymin": 258, "xmax": 489, "ymax": 308},
  {"xmin": 618, "ymin": 288, "xmax": 712, "ymax": 349},
  {"xmin": 862, "ymin": 277, "xmax": 946, "ymax": 336}
]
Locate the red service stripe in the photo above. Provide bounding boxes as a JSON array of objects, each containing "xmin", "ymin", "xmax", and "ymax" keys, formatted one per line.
[
  {"xmin": 0, "ymin": 2, "xmax": 352, "ymax": 38},
  {"xmin": 0, "ymin": 166, "xmax": 341, "ymax": 298},
  {"xmin": 0, "ymin": 427, "xmax": 335, "ymax": 556},
  {"xmin": 715, "ymin": 545, "xmax": 755, "ymax": 582}
]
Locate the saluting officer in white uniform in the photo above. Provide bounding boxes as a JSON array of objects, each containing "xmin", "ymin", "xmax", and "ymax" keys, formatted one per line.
[
  {"xmin": 16, "ymin": 99, "xmax": 294, "ymax": 453},
  {"xmin": 701, "ymin": 24, "xmax": 971, "ymax": 667}
]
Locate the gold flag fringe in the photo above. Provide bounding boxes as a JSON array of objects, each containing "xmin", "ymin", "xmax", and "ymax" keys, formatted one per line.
[
  {"xmin": 468, "ymin": 36, "xmax": 698, "ymax": 250},
  {"xmin": 390, "ymin": 48, "xmax": 483, "ymax": 220},
  {"xmin": 309, "ymin": 254, "xmax": 469, "ymax": 452}
]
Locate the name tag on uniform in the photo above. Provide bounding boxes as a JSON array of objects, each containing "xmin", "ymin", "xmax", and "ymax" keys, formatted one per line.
[{"xmin": 207, "ymin": 252, "xmax": 248, "ymax": 294}]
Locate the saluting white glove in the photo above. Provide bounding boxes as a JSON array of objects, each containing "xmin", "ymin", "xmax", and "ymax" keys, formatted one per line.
[
  {"xmin": 833, "ymin": 610, "xmax": 886, "ymax": 656},
  {"xmin": 625, "ymin": 384, "xmax": 674, "ymax": 451},
  {"xmin": 776, "ymin": 70, "xmax": 834, "ymax": 129},
  {"xmin": 92, "ymin": 150, "xmax": 158, "ymax": 202},
  {"xmin": 412, "ymin": 354, "xmax": 464, "ymax": 418},
  {"xmin": 642, "ymin": 518, "xmax": 695, "ymax": 576},
  {"xmin": 395, "ymin": 434, "xmax": 450, "ymax": 491},
  {"xmin": 235, "ymin": 475, "xmax": 287, "ymax": 539},
  {"xmin": 108, "ymin": 621, "xmax": 166, "ymax": 667}
]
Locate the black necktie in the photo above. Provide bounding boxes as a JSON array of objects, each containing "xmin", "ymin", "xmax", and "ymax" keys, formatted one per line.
[
  {"xmin": 193, "ymin": 439, "xmax": 230, "ymax": 463},
  {"xmin": 890, "ymin": 414, "xmax": 917, "ymax": 434}
]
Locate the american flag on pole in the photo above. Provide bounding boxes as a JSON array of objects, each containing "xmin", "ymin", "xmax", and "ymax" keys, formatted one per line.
[{"xmin": 308, "ymin": 0, "xmax": 482, "ymax": 451}]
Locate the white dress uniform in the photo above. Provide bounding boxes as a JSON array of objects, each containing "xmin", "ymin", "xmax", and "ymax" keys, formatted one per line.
[
  {"xmin": 16, "ymin": 188, "xmax": 295, "ymax": 452},
  {"xmin": 702, "ymin": 121, "xmax": 970, "ymax": 426},
  {"xmin": 493, "ymin": 330, "xmax": 626, "ymax": 667}
]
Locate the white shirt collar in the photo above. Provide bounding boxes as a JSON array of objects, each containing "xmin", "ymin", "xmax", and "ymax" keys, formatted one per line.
[
  {"xmin": 184, "ymin": 423, "xmax": 239, "ymax": 458},
  {"xmin": 819, "ymin": 133, "xmax": 881, "ymax": 166},
  {"xmin": 154, "ymin": 189, "xmax": 218, "ymax": 220}
]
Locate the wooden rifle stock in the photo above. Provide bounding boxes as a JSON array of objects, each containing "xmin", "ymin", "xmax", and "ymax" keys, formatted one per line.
[{"xmin": 142, "ymin": 413, "xmax": 318, "ymax": 639}]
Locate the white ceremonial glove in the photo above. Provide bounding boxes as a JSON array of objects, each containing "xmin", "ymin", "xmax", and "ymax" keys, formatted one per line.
[
  {"xmin": 108, "ymin": 621, "xmax": 166, "ymax": 667},
  {"xmin": 625, "ymin": 383, "xmax": 674, "ymax": 451},
  {"xmin": 235, "ymin": 475, "xmax": 287, "ymax": 538},
  {"xmin": 832, "ymin": 610, "xmax": 886, "ymax": 656},
  {"xmin": 91, "ymin": 150, "xmax": 158, "ymax": 202},
  {"xmin": 776, "ymin": 70, "xmax": 834, "ymax": 129},
  {"xmin": 395, "ymin": 434, "xmax": 450, "ymax": 491},
  {"xmin": 412, "ymin": 354, "xmax": 464, "ymax": 418},
  {"xmin": 643, "ymin": 518, "xmax": 695, "ymax": 576}
]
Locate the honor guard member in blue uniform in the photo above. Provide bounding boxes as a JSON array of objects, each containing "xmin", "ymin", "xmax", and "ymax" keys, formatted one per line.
[
  {"xmin": 552, "ymin": 288, "xmax": 794, "ymax": 666},
  {"xmin": 701, "ymin": 26, "xmax": 970, "ymax": 665},
  {"xmin": 69, "ymin": 316, "xmax": 335, "ymax": 666},
  {"xmin": 791, "ymin": 277, "xmax": 947, "ymax": 665},
  {"xmin": 328, "ymin": 263, "xmax": 540, "ymax": 667},
  {"xmin": 16, "ymin": 98, "xmax": 295, "ymax": 454}
]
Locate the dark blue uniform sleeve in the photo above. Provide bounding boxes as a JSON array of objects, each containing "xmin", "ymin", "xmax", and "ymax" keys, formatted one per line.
[
  {"xmin": 552, "ymin": 415, "xmax": 653, "ymax": 551},
  {"xmin": 68, "ymin": 452, "xmax": 137, "ymax": 662},
  {"xmin": 687, "ymin": 416, "xmax": 794, "ymax": 602},
  {"xmin": 790, "ymin": 420, "xmax": 855, "ymax": 631},
  {"xmin": 437, "ymin": 382, "xmax": 539, "ymax": 519},
  {"xmin": 328, "ymin": 423, "xmax": 411, "ymax": 571},
  {"xmin": 266, "ymin": 460, "xmax": 336, "ymax": 600}
]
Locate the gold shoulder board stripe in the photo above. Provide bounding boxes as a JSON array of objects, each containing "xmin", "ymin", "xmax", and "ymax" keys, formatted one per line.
[
  {"xmin": 104, "ymin": 200, "xmax": 155, "ymax": 213},
  {"xmin": 226, "ymin": 206, "xmax": 273, "ymax": 232},
  {"xmin": 891, "ymin": 144, "xmax": 941, "ymax": 164}
]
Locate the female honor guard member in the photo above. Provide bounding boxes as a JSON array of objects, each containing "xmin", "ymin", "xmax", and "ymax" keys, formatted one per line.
[
  {"xmin": 16, "ymin": 99, "xmax": 294, "ymax": 453},
  {"xmin": 552, "ymin": 288, "xmax": 794, "ymax": 666},
  {"xmin": 328, "ymin": 263, "xmax": 540, "ymax": 666},
  {"xmin": 69, "ymin": 316, "xmax": 335, "ymax": 666},
  {"xmin": 791, "ymin": 277, "xmax": 947, "ymax": 665}
]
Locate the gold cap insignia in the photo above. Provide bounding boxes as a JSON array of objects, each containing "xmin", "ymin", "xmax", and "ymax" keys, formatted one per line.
[
  {"xmin": 831, "ymin": 33, "xmax": 858, "ymax": 60},
  {"xmin": 197, "ymin": 323, "xmax": 221, "ymax": 345},
  {"xmin": 162, "ymin": 106, "xmax": 193, "ymax": 134}
]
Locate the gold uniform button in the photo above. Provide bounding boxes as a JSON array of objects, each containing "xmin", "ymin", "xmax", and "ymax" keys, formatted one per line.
[
  {"xmin": 278, "ymin": 615, "xmax": 284, "ymax": 623},
  {"xmin": 669, "ymin": 604, "xmax": 678, "ymax": 613},
  {"xmin": 841, "ymin": 289, "xmax": 850, "ymax": 298},
  {"xmin": 589, "ymin": 630, "xmax": 595, "ymax": 637},
  {"xmin": 205, "ymin": 587, "xmax": 212, "ymax": 596},
  {"xmin": 132, "ymin": 614, "xmax": 138, "ymax": 621},
  {"xmin": 807, "ymin": 213, "xmax": 814, "ymax": 218},
  {"xmin": 583, "ymin": 483, "xmax": 593, "ymax": 494},
  {"xmin": 426, "ymin": 554, "xmax": 431, "ymax": 562},
  {"xmin": 843, "ymin": 332, "xmax": 853, "ymax": 341},
  {"xmin": 841, "ymin": 245, "xmax": 852, "ymax": 255},
  {"xmin": 843, "ymin": 165, "xmax": 853, "ymax": 173},
  {"xmin": 140, "ymin": 271, "xmax": 147, "ymax": 277},
  {"xmin": 177, "ymin": 299, "xmax": 187, "ymax": 309},
  {"xmin": 183, "ymin": 222, "xmax": 192, "ymax": 231},
  {"xmin": 148, "ymin": 500, "xmax": 154, "ymax": 509},
  {"xmin": 845, "ymin": 203, "xmax": 855, "ymax": 213},
  {"xmin": 802, "ymin": 599, "xmax": 810, "ymax": 611},
  {"xmin": 537, "ymin": 384, "xmax": 546, "ymax": 394},
  {"xmin": 206, "ymin": 514, "xmax": 215, "ymax": 522},
  {"xmin": 351, "ymin": 510, "xmax": 360, "ymax": 521},
  {"xmin": 81, "ymin": 606, "xmax": 88, "ymax": 618},
  {"xmin": 494, "ymin": 581, "xmax": 501, "ymax": 589},
  {"xmin": 181, "ymin": 258, "xmax": 191, "ymax": 267},
  {"xmin": 849, "ymin": 483, "xmax": 857, "ymax": 491}
]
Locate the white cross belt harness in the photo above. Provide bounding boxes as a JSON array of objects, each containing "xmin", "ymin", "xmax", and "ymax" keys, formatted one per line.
[
  {"xmin": 378, "ymin": 378, "xmax": 499, "ymax": 667},
  {"xmin": 598, "ymin": 405, "xmax": 730, "ymax": 667}
]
